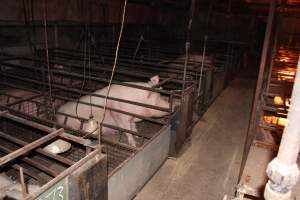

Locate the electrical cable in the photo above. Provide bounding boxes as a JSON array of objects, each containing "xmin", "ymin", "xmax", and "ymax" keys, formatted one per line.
[
  {"xmin": 75, "ymin": 25, "xmax": 88, "ymax": 120},
  {"xmin": 42, "ymin": 0, "xmax": 54, "ymax": 119},
  {"xmin": 82, "ymin": 0, "xmax": 128, "ymax": 145}
]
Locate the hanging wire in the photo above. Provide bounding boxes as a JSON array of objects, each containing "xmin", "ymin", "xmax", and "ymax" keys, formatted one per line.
[
  {"xmin": 88, "ymin": 34, "xmax": 93, "ymax": 118},
  {"xmin": 75, "ymin": 24, "xmax": 88, "ymax": 120},
  {"xmin": 82, "ymin": 0, "xmax": 128, "ymax": 146},
  {"xmin": 42, "ymin": 0, "xmax": 55, "ymax": 119},
  {"xmin": 98, "ymin": 0, "xmax": 127, "ymax": 143}
]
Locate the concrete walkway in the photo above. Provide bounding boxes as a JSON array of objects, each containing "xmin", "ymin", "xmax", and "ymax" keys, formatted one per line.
[{"xmin": 134, "ymin": 78, "xmax": 255, "ymax": 200}]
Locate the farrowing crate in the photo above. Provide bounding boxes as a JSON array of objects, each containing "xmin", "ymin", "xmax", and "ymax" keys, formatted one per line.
[{"xmin": 0, "ymin": 110, "xmax": 107, "ymax": 200}]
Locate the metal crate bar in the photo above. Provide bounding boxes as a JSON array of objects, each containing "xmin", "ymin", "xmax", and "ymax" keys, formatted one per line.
[{"xmin": 0, "ymin": 128, "xmax": 64, "ymax": 166}]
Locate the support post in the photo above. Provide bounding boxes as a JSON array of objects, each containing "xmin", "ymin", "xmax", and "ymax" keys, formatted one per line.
[{"xmin": 241, "ymin": 0, "xmax": 276, "ymax": 175}]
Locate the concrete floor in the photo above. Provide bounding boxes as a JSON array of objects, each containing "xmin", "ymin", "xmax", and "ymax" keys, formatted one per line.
[{"xmin": 134, "ymin": 78, "xmax": 255, "ymax": 200}]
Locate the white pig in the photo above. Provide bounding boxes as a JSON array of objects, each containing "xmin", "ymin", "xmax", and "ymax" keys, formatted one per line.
[{"xmin": 52, "ymin": 75, "xmax": 169, "ymax": 148}]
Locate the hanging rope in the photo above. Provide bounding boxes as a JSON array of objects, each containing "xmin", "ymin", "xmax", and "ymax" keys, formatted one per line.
[
  {"xmin": 95, "ymin": 0, "xmax": 127, "ymax": 147},
  {"xmin": 76, "ymin": 1, "xmax": 95, "ymax": 121},
  {"xmin": 82, "ymin": 0, "xmax": 128, "ymax": 147},
  {"xmin": 43, "ymin": 0, "xmax": 54, "ymax": 119},
  {"xmin": 75, "ymin": 24, "xmax": 88, "ymax": 120}
]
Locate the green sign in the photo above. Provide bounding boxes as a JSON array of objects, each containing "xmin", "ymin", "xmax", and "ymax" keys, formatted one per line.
[{"xmin": 36, "ymin": 177, "xmax": 68, "ymax": 200}]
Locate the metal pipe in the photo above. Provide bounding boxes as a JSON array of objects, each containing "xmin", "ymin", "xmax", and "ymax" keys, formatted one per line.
[
  {"xmin": 241, "ymin": 0, "xmax": 277, "ymax": 173},
  {"xmin": 11, "ymin": 163, "xmax": 48, "ymax": 184},
  {"xmin": 0, "ymin": 60, "xmax": 173, "ymax": 94},
  {"xmin": 0, "ymin": 73, "xmax": 170, "ymax": 113},
  {"xmin": 131, "ymin": 34, "xmax": 144, "ymax": 64},
  {"xmin": 50, "ymin": 52, "xmax": 197, "ymax": 79},
  {"xmin": 0, "ymin": 70, "xmax": 170, "ymax": 112},
  {"xmin": 1, "ymin": 105, "xmax": 137, "ymax": 151},
  {"xmin": 24, "ymin": 149, "xmax": 102, "ymax": 200},
  {"xmin": 0, "ymin": 145, "xmax": 59, "ymax": 177},
  {"xmin": 19, "ymin": 167, "xmax": 27, "ymax": 199},
  {"xmin": 264, "ymin": 55, "xmax": 300, "ymax": 200},
  {"xmin": 0, "ymin": 128, "xmax": 74, "ymax": 166},
  {"xmin": 0, "ymin": 74, "xmax": 169, "ymax": 125},
  {"xmin": 51, "ymin": 52, "xmax": 199, "ymax": 81},
  {"xmin": 50, "ymin": 47, "xmax": 204, "ymax": 71},
  {"xmin": 182, "ymin": 0, "xmax": 196, "ymax": 95},
  {"xmin": 25, "ymin": 50, "xmax": 202, "ymax": 78},
  {"xmin": 4, "ymin": 113, "xmax": 90, "ymax": 145},
  {"xmin": 0, "ymin": 128, "xmax": 64, "ymax": 166},
  {"xmin": 198, "ymin": 35, "xmax": 208, "ymax": 96}
]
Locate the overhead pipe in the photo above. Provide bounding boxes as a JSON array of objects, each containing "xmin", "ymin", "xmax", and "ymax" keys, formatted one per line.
[{"xmin": 264, "ymin": 55, "xmax": 300, "ymax": 200}]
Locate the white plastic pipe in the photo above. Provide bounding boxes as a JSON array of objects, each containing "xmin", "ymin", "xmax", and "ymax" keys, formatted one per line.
[
  {"xmin": 264, "ymin": 55, "xmax": 300, "ymax": 200},
  {"xmin": 276, "ymin": 56, "xmax": 300, "ymax": 165}
]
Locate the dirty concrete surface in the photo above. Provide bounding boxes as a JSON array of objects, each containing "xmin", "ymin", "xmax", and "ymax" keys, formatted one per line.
[{"xmin": 134, "ymin": 78, "xmax": 255, "ymax": 200}]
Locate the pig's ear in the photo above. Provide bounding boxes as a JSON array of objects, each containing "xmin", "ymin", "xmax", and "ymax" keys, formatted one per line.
[{"xmin": 149, "ymin": 75, "xmax": 159, "ymax": 86}]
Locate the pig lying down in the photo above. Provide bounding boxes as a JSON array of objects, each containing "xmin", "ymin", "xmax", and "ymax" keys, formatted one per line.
[
  {"xmin": 0, "ymin": 173, "xmax": 40, "ymax": 200},
  {"xmin": 44, "ymin": 76, "xmax": 170, "ymax": 153}
]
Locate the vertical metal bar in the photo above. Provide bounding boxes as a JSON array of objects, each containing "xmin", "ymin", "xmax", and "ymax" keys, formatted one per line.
[
  {"xmin": 182, "ymin": 0, "xmax": 196, "ymax": 96},
  {"xmin": 131, "ymin": 34, "xmax": 144, "ymax": 65},
  {"xmin": 240, "ymin": 0, "xmax": 277, "ymax": 179},
  {"xmin": 19, "ymin": 167, "xmax": 27, "ymax": 199},
  {"xmin": 248, "ymin": 0, "xmax": 276, "ymax": 137},
  {"xmin": 198, "ymin": 35, "xmax": 207, "ymax": 97},
  {"xmin": 266, "ymin": 26, "xmax": 279, "ymax": 93},
  {"xmin": 54, "ymin": 23, "xmax": 58, "ymax": 61},
  {"xmin": 168, "ymin": 92, "xmax": 174, "ymax": 125}
]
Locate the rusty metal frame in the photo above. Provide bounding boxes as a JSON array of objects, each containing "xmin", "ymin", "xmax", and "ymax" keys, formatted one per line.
[
  {"xmin": 25, "ymin": 148, "xmax": 104, "ymax": 200},
  {"xmin": 0, "ymin": 109, "xmax": 107, "ymax": 199},
  {"xmin": 241, "ymin": 0, "xmax": 277, "ymax": 178},
  {"xmin": 0, "ymin": 127, "xmax": 64, "ymax": 166}
]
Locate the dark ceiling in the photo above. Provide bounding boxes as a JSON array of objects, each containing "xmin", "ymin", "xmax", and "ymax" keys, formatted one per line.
[{"xmin": 128, "ymin": 0, "xmax": 300, "ymax": 15}]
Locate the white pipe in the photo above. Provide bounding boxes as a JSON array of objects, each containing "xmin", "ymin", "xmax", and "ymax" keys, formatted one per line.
[
  {"xmin": 277, "ymin": 57, "xmax": 300, "ymax": 165},
  {"xmin": 264, "ymin": 55, "xmax": 300, "ymax": 200}
]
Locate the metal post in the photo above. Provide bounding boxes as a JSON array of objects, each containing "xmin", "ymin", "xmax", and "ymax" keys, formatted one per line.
[
  {"xmin": 54, "ymin": 23, "xmax": 58, "ymax": 61},
  {"xmin": 264, "ymin": 55, "xmax": 300, "ymax": 200},
  {"xmin": 131, "ymin": 34, "xmax": 144, "ymax": 65},
  {"xmin": 197, "ymin": 35, "xmax": 207, "ymax": 97},
  {"xmin": 19, "ymin": 167, "xmax": 27, "ymax": 199},
  {"xmin": 182, "ymin": 0, "xmax": 196, "ymax": 94},
  {"xmin": 241, "ymin": 0, "xmax": 276, "ymax": 173}
]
